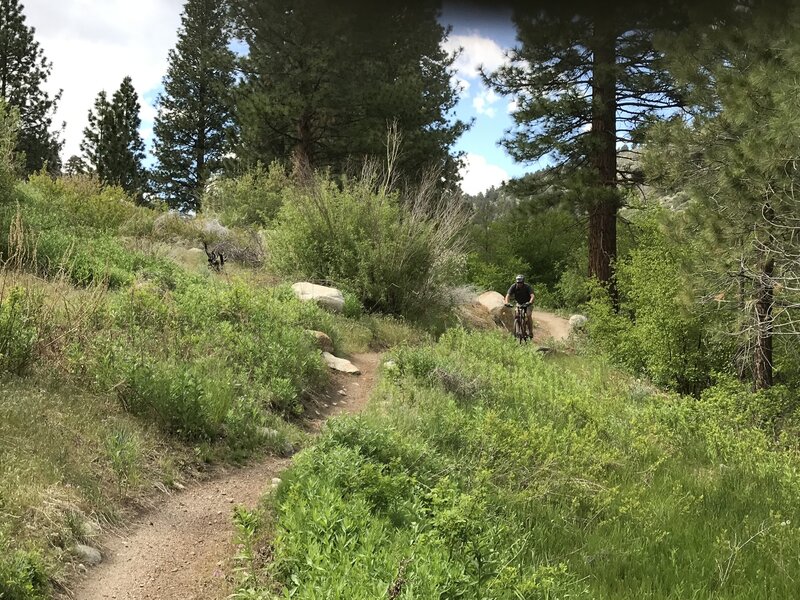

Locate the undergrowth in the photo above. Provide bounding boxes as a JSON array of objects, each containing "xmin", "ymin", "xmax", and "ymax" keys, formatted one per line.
[{"xmin": 238, "ymin": 329, "xmax": 800, "ymax": 599}]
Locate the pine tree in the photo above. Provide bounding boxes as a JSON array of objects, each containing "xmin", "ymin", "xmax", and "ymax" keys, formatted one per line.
[
  {"xmin": 63, "ymin": 154, "xmax": 88, "ymax": 176},
  {"xmin": 80, "ymin": 77, "xmax": 146, "ymax": 199},
  {"xmin": 80, "ymin": 91, "xmax": 113, "ymax": 180},
  {"xmin": 232, "ymin": 0, "xmax": 466, "ymax": 188},
  {"xmin": 483, "ymin": 1, "xmax": 689, "ymax": 292},
  {"xmin": 645, "ymin": 3, "xmax": 800, "ymax": 389},
  {"xmin": 110, "ymin": 76, "xmax": 146, "ymax": 197},
  {"xmin": 152, "ymin": 0, "xmax": 236, "ymax": 213},
  {"xmin": 0, "ymin": 0, "xmax": 62, "ymax": 174}
]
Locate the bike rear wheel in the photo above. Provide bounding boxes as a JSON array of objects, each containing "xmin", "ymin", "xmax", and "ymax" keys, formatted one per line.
[{"xmin": 514, "ymin": 315, "xmax": 525, "ymax": 343}]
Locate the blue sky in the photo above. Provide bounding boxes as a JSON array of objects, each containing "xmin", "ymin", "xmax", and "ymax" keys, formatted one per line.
[
  {"xmin": 23, "ymin": 0, "xmax": 528, "ymax": 195},
  {"xmin": 440, "ymin": 4, "xmax": 531, "ymax": 193}
]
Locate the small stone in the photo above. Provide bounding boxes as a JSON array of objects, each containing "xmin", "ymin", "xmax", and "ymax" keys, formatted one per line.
[
  {"xmin": 322, "ymin": 352, "xmax": 361, "ymax": 374},
  {"xmin": 173, "ymin": 482, "xmax": 185, "ymax": 491},
  {"xmin": 74, "ymin": 544, "xmax": 102, "ymax": 566},
  {"xmin": 338, "ymin": 389, "xmax": 347, "ymax": 396},
  {"xmin": 569, "ymin": 314, "xmax": 588, "ymax": 330},
  {"xmin": 305, "ymin": 330, "xmax": 335, "ymax": 353},
  {"xmin": 271, "ymin": 478, "xmax": 282, "ymax": 485}
]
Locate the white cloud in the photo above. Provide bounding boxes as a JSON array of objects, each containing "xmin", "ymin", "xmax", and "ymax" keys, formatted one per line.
[
  {"xmin": 507, "ymin": 98, "xmax": 519, "ymax": 114},
  {"xmin": 459, "ymin": 153, "xmax": 508, "ymax": 195},
  {"xmin": 473, "ymin": 88, "xmax": 500, "ymax": 118},
  {"xmin": 442, "ymin": 32, "xmax": 507, "ymax": 79},
  {"xmin": 23, "ymin": 0, "xmax": 184, "ymax": 161}
]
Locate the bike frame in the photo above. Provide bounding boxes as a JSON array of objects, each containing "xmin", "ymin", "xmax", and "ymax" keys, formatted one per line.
[{"xmin": 512, "ymin": 303, "xmax": 531, "ymax": 343}]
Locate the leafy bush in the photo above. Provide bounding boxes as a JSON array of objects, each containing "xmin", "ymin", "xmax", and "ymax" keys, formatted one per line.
[
  {"xmin": 268, "ymin": 170, "xmax": 468, "ymax": 316},
  {"xmin": 0, "ymin": 286, "xmax": 39, "ymax": 374},
  {"xmin": 25, "ymin": 173, "xmax": 151, "ymax": 233},
  {"xmin": 0, "ymin": 541, "xmax": 48, "ymax": 600},
  {"xmin": 203, "ymin": 161, "xmax": 289, "ymax": 228},
  {"xmin": 72, "ymin": 279, "xmax": 330, "ymax": 439},
  {"xmin": 587, "ymin": 219, "xmax": 733, "ymax": 394},
  {"xmin": 465, "ymin": 251, "xmax": 528, "ymax": 295}
]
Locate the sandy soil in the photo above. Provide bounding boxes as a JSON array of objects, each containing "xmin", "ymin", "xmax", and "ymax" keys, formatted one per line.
[
  {"xmin": 531, "ymin": 310, "xmax": 571, "ymax": 344},
  {"xmin": 69, "ymin": 352, "xmax": 382, "ymax": 600}
]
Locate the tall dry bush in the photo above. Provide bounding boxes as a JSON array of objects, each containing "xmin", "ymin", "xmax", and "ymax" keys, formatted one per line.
[{"xmin": 268, "ymin": 129, "xmax": 469, "ymax": 316}]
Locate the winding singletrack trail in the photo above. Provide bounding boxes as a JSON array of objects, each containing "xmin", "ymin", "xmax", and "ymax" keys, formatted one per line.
[{"xmin": 70, "ymin": 352, "xmax": 382, "ymax": 600}]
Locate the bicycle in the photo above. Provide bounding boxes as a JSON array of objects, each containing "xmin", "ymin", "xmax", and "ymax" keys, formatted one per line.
[{"xmin": 506, "ymin": 302, "xmax": 532, "ymax": 343}]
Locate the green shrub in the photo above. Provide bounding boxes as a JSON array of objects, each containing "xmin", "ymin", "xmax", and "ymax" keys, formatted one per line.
[
  {"xmin": 203, "ymin": 162, "xmax": 289, "ymax": 228},
  {"xmin": 587, "ymin": 221, "xmax": 733, "ymax": 394},
  {"xmin": 25, "ymin": 173, "xmax": 149, "ymax": 233},
  {"xmin": 465, "ymin": 251, "xmax": 529, "ymax": 295},
  {"xmin": 0, "ymin": 286, "xmax": 39, "ymax": 375},
  {"xmin": 554, "ymin": 267, "xmax": 590, "ymax": 309},
  {"xmin": 342, "ymin": 290, "xmax": 363, "ymax": 319},
  {"xmin": 267, "ymin": 171, "xmax": 467, "ymax": 317},
  {"xmin": 117, "ymin": 358, "xmax": 232, "ymax": 440},
  {"xmin": 0, "ymin": 541, "xmax": 48, "ymax": 600}
]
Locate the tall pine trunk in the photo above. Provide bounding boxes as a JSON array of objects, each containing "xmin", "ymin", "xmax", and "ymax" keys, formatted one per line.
[
  {"xmin": 296, "ymin": 110, "xmax": 314, "ymax": 168},
  {"xmin": 754, "ymin": 255, "xmax": 774, "ymax": 390},
  {"xmin": 589, "ymin": 21, "xmax": 618, "ymax": 299}
]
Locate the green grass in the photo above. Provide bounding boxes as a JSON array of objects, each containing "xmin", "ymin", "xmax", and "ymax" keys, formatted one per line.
[
  {"xmin": 0, "ymin": 175, "xmax": 342, "ymax": 597},
  {"xmin": 238, "ymin": 329, "xmax": 800, "ymax": 599}
]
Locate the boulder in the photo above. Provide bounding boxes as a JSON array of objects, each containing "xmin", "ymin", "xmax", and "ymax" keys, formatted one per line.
[
  {"xmin": 476, "ymin": 291, "xmax": 514, "ymax": 331},
  {"xmin": 291, "ymin": 282, "xmax": 345, "ymax": 313},
  {"xmin": 74, "ymin": 544, "xmax": 102, "ymax": 566},
  {"xmin": 306, "ymin": 329, "xmax": 335, "ymax": 353},
  {"xmin": 569, "ymin": 314, "xmax": 588, "ymax": 331},
  {"xmin": 322, "ymin": 352, "xmax": 361, "ymax": 374}
]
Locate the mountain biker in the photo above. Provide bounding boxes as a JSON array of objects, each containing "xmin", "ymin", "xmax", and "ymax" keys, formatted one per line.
[{"xmin": 505, "ymin": 274, "xmax": 535, "ymax": 336}]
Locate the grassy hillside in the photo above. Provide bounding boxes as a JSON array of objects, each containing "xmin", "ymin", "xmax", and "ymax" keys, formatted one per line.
[
  {"xmin": 0, "ymin": 173, "xmax": 425, "ymax": 598},
  {"xmin": 236, "ymin": 329, "xmax": 800, "ymax": 599}
]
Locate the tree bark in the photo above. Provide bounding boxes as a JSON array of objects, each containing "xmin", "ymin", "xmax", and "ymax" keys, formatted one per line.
[
  {"xmin": 589, "ymin": 20, "xmax": 619, "ymax": 300},
  {"xmin": 295, "ymin": 110, "xmax": 314, "ymax": 169},
  {"xmin": 754, "ymin": 255, "xmax": 774, "ymax": 390}
]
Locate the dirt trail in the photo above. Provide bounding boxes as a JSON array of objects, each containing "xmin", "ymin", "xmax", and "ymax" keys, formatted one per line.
[
  {"xmin": 531, "ymin": 310, "xmax": 571, "ymax": 344},
  {"xmin": 70, "ymin": 352, "xmax": 382, "ymax": 600}
]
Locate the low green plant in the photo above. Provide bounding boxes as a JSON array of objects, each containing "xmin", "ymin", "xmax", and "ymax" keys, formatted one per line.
[
  {"xmin": 0, "ymin": 541, "xmax": 48, "ymax": 600},
  {"xmin": 241, "ymin": 329, "xmax": 800, "ymax": 599},
  {"xmin": 105, "ymin": 424, "xmax": 143, "ymax": 495},
  {"xmin": 0, "ymin": 286, "xmax": 39, "ymax": 374}
]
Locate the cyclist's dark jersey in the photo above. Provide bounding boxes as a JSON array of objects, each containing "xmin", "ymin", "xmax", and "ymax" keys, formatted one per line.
[{"xmin": 507, "ymin": 282, "xmax": 533, "ymax": 304}]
